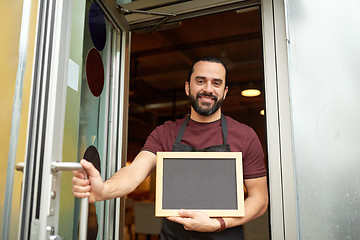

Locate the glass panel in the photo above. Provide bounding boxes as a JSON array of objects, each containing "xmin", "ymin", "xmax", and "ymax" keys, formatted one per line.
[
  {"xmin": 59, "ymin": 0, "xmax": 115, "ymax": 239},
  {"xmin": 286, "ymin": 0, "xmax": 360, "ymax": 239},
  {"xmin": 0, "ymin": 0, "xmax": 39, "ymax": 239},
  {"xmin": 58, "ymin": 0, "xmax": 86, "ymax": 238}
]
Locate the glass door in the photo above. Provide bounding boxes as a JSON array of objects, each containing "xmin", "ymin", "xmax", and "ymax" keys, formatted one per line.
[
  {"xmin": 13, "ymin": 0, "xmax": 129, "ymax": 239},
  {"xmin": 60, "ymin": 1, "xmax": 116, "ymax": 239},
  {"xmin": 59, "ymin": 1, "xmax": 128, "ymax": 239}
]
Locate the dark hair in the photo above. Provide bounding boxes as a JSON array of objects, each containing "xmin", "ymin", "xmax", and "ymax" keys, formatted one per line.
[{"xmin": 187, "ymin": 56, "xmax": 228, "ymax": 87}]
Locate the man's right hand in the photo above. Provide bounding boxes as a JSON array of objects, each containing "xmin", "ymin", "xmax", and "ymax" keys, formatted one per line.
[{"xmin": 72, "ymin": 159, "xmax": 105, "ymax": 203}]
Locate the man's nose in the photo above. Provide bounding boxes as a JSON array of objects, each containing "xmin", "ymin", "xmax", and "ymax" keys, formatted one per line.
[{"xmin": 203, "ymin": 81, "xmax": 213, "ymax": 93}]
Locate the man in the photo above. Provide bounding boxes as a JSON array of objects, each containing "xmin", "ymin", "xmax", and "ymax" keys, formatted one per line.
[{"xmin": 73, "ymin": 56, "xmax": 268, "ymax": 239}]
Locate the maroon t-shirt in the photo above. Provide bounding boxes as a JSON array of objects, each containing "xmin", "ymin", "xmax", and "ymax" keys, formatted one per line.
[{"xmin": 141, "ymin": 115, "xmax": 266, "ymax": 179}]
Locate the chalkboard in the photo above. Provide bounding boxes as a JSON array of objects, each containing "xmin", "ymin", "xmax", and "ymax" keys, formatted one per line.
[{"xmin": 156, "ymin": 152, "xmax": 244, "ymax": 217}]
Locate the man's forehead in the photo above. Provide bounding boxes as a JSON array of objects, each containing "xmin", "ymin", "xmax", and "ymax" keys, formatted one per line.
[{"xmin": 192, "ymin": 61, "xmax": 226, "ymax": 76}]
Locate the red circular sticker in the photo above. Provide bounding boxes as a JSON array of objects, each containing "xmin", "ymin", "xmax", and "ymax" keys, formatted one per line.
[{"xmin": 86, "ymin": 48, "xmax": 104, "ymax": 97}]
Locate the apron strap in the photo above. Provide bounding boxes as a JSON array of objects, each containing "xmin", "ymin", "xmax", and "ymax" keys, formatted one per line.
[
  {"xmin": 174, "ymin": 115, "xmax": 190, "ymax": 144},
  {"xmin": 220, "ymin": 114, "xmax": 229, "ymax": 145},
  {"xmin": 174, "ymin": 114, "xmax": 228, "ymax": 145}
]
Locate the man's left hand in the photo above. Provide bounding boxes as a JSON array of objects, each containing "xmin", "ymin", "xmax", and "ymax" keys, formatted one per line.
[{"xmin": 167, "ymin": 209, "xmax": 220, "ymax": 232}]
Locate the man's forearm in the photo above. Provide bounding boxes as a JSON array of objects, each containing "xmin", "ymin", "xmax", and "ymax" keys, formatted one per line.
[
  {"xmin": 100, "ymin": 150, "xmax": 157, "ymax": 201},
  {"xmin": 101, "ymin": 167, "xmax": 137, "ymax": 200}
]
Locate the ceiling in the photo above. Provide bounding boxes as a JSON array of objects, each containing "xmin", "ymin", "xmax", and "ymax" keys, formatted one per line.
[{"xmin": 122, "ymin": 2, "xmax": 266, "ymax": 149}]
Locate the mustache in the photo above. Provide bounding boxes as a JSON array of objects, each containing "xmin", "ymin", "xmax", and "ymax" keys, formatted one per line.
[{"xmin": 196, "ymin": 92, "xmax": 218, "ymax": 101}]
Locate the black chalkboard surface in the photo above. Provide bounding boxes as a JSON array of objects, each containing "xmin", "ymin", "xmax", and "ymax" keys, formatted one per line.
[{"xmin": 156, "ymin": 152, "xmax": 244, "ymax": 217}]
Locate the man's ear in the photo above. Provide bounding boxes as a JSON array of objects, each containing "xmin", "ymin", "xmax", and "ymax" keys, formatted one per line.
[
  {"xmin": 223, "ymin": 86, "xmax": 229, "ymax": 100},
  {"xmin": 185, "ymin": 81, "xmax": 190, "ymax": 96}
]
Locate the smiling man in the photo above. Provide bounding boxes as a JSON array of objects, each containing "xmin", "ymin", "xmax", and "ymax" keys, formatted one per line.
[{"xmin": 72, "ymin": 56, "xmax": 268, "ymax": 240}]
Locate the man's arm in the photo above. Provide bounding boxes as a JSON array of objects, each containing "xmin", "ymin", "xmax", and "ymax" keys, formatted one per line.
[
  {"xmin": 72, "ymin": 150, "xmax": 157, "ymax": 203},
  {"xmin": 167, "ymin": 176, "xmax": 268, "ymax": 232}
]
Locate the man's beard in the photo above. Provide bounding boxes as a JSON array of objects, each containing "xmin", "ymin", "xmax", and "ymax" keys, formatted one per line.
[{"xmin": 189, "ymin": 89, "xmax": 224, "ymax": 116}]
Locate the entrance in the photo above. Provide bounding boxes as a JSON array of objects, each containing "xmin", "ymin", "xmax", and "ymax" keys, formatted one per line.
[{"xmin": 124, "ymin": 3, "xmax": 269, "ymax": 240}]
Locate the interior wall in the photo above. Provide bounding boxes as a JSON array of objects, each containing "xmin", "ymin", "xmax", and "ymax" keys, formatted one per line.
[
  {"xmin": 0, "ymin": 0, "xmax": 38, "ymax": 239},
  {"xmin": 286, "ymin": 0, "xmax": 360, "ymax": 238}
]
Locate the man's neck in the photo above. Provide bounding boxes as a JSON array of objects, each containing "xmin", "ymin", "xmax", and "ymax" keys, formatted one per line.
[{"xmin": 189, "ymin": 108, "xmax": 222, "ymax": 123}]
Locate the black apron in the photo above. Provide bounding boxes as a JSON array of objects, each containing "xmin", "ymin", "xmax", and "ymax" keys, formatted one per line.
[{"xmin": 160, "ymin": 114, "xmax": 244, "ymax": 240}]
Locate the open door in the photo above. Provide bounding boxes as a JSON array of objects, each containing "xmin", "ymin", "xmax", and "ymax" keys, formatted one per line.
[{"xmin": 8, "ymin": 0, "xmax": 130, "ymax": 239}]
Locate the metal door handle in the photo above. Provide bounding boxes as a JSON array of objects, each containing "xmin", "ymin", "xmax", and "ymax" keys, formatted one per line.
[
  {"xmin": 51, "ymin": 162, "xmax": 88, "ymax": 240},
  {"xmin": 15, "ymin": 162, "xmax": 89, "ymax": 240}
]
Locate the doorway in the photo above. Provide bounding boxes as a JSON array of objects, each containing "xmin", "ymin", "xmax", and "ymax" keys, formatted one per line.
[
  {"xmin": 1, "ymin": 0, "xmax": 290, "ymax": 239},
  {"xmin": 125, "ymin": 5, "xmax": 269, "ymax": 240}
]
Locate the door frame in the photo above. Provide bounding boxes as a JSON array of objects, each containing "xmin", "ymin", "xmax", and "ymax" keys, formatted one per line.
[
  {"xmin": 261, "ymin": 0, "xmax": 298, "ymax": 239},
  {"xmin": 19, "ymin": 0, "xmax": 74, "ymax": 238}
]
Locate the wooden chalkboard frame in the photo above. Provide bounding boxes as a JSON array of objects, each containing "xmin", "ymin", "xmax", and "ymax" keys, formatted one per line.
[{"xmin": 156, "ymin": 152, "xmax": 244, "ymax": 217}]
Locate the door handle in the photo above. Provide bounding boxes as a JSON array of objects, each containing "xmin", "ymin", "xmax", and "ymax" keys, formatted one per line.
[
  {"xmin": 15, "ymin": 162, "xmax": 89, "ymax": 240},
  {"xmin": 51, "ymin": 162, "xmax": 88, "ymax": 240}
]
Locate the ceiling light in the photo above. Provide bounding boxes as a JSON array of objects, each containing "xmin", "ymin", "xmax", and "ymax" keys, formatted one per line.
[
  {"xmin": 241, "ymin": 89, "xmax": 261, "ymax": 97},
  {"xmin": 260, "ymin": 109, "xmax": 265, "ymax": 116}
]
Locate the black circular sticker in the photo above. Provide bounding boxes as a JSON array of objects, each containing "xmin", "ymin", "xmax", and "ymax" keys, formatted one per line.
[
  {"xmin": 83, "ymin": 145, "xmax": 101, "ymax": 173},
  {"xmin": 89, "ymin": 2, "xmax": 106, "ymax": 51}
]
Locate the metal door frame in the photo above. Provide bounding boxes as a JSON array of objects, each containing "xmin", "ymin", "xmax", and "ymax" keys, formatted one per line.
[
  {"xmin": 19, "ymin": 0, "xmax": 74, "ymax": 238},
  {"xmin": 262, "ymin": 0, "xmax": 298, "ymax": 239}
]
